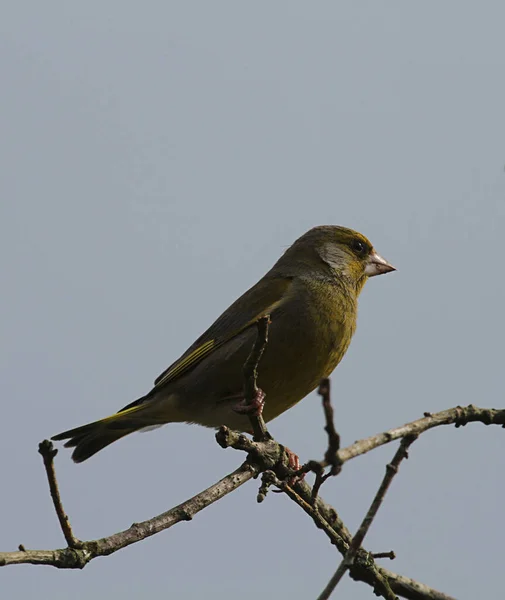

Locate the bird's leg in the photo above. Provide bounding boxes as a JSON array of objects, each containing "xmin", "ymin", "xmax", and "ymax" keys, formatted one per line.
[{"xmin": 232, "ymin": 388, "xmax": 266, "ymax": 417}]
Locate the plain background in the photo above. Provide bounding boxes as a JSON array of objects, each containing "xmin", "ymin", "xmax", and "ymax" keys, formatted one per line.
[{"xmin": 1, "ymin": 2, "xmax": 505, "ymax": 599}]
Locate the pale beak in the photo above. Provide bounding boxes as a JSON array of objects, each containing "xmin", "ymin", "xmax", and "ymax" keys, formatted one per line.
[{"xmin": 365, "ymin": 251, "xmax": 396, "ymax": 277}]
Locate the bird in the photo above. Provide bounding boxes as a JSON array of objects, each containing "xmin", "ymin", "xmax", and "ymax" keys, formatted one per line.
[{"xmin": 52, "ymin": 225, "xmax": 395, "ymax": 462}]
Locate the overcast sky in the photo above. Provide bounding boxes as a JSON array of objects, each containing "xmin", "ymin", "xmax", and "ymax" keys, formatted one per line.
[{"xmin": 2, "ymin": 2, "xmax": 505, "ymax": 599}]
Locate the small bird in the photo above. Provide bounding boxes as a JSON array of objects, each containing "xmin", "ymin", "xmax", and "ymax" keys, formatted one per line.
[{"xmin": 52, "ymin": 225, "xmax": 395, "ymax": 462}]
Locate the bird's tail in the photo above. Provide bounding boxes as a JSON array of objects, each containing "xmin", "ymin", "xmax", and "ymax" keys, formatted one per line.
[{"xmin": 51, "ymin": 399, "xmax": 157, "ymax": 463}]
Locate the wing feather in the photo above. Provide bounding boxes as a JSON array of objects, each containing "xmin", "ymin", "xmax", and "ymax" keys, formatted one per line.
[{"xmin": 153, "ymin": 276, "xmax": 292, "ymax": 389}]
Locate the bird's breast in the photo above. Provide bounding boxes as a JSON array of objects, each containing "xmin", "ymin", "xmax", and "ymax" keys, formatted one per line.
[{"xmin": 259, "ymin": 280, "xmax": 357, "ymax": 421}]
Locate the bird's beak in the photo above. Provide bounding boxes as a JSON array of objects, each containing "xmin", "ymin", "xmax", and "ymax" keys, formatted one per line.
[{"xmin": 365, "ymin": 251, "xmax": 396, "ymax": 277}]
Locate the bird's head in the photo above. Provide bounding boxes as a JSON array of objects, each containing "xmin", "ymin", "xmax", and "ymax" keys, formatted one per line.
[{"xmin": 277, "ymin": 225, "xmax": 395, "ymax": 293}]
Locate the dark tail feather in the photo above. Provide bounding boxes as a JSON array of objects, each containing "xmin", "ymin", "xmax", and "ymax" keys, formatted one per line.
[
  {"xmin": 64, "ymin": 428, "xmax": 131, "ymax": 463},
  {"xmin": 51, "ymin": 403, "xmax": 146, "ymax": 463}
]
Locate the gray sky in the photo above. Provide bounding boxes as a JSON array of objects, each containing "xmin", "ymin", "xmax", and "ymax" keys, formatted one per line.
[{"xmin": 2, "ymin": 2, "xmax": 504, "ymax": 599}]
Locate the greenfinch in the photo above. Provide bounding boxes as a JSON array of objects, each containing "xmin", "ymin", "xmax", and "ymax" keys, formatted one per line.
[{"xmin": 52, "ymin": 225, "xmax": 395, "ymax": 462}]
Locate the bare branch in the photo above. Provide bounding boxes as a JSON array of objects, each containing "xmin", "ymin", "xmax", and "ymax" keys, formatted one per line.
[
  {"xmin": 217, "ymin": 400, "xmax": 503, "ymax": 599},
  {"xmin": 38, "ymin": 440, "xmax": 81, "ymax": 548},
  {"xmin": 332, "ymin": 405, "xmax": 505, "ymax": 466},
  {"xmin": 304, "ymin": 379, "xmax": 342, "ymax": 503},
  {"xmin": 318, "ymin": 435, "xmax": 417, "ymax": 600},
  {"xmin": 318, "ymin": 378, "xmax": 342, "ymax": 474},
  {"xmin": 309, "ymin": 462, "xmax": 330, "ymax": 504},
  {"xmin": 372, "ymin": 551, "xmax": 396, "ymax": 560},
  {"xmin": 0, "ymin": 462, "xmax": 257, "ymax": 568},
  {"xmin": 3, "ymin": 317, "xmax": 498, "ymax": 600},
  {"xmin": 290, "ymin": 472, "xmax": 453, "ymax": 600},
  {"xmin": 2, "ymin": 410, "xmax": 468, "ymax": 600},
  {"xmin": 1, "ymin": 319, "xmax": 270, "ymax": 570},
  {"xmin": 260, "ymin": 471, "xmax": 350, "ymax": 554},
  {"xmin": 379, "ymin": 569, "xmax": 457, "ymax": 600}
]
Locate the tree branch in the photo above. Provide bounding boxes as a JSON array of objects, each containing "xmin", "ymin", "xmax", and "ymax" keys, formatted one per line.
[
  {"xmin": 306, "ymin": 378, "xmax": 343, "ymax": 503},
  {"xmin": 2, "ymin": 320, "xmax": 500, "ymax": 600},
  {"xmin": 0, "ymin": 461, "xmax": 257, "ymax": 568},
  {"xmin": 334, "ymin": 405, "xmax": 505, "ymax": 466},
  {"xmin": 378, "ymin": 569, "xmax": 457, "ymax": 600},
  {"xmin": 319, "ymin": 378, "xmax": 341, "ymax": 474},
  {"xmin": 38, "ymin": 440, "xmax": 82, "ymax": 548},
  {"xmin": 218, "ymin": 428, "xmax": 450, "ymax": 600}
]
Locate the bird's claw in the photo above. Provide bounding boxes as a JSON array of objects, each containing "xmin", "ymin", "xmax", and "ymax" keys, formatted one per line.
[
  {"xmin": 284, "ymin": 446, "xmax": 305, "ymax": 486},
  {"xmin": 233, "ymin": 388, "xmax": 266, "ymax": 417}
]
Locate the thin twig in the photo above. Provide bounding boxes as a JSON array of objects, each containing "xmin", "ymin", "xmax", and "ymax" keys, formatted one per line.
[
  {"xmin": 351, "ymin": 435, "xmax": 417, "ymax": 555},
  {"xmin": 318, "ymin": 435, "xmax": 417, "ymax": 600},
  {"xmin": 296, "ymin": 379, "xmax": 343, "ymax": 499},
  {"xmin": 308, "ymin": 379, "xmax": 342, "ymax": 503},
  {"xmin": 242, "ymin": 315, "xmax": 271, "ymax": 441},
  {"xmin": 319, "ymin": 378, "xmax": 342, "ymax": 474},
  {"xmin": 372, "ymin": 551, "xmax": 396, "ymax": 560},
  {"xmin": 258, "ymin": 474, "xmax": 397, "ymax": 600},
  {"xmin": 310, "ymin": 463, "xmax": 330, "ymax": 504},
  {"xmin": 260, "ymin": 471, "xmax": 349, "ymax": 554},
  {"xmin": 261, "ymin": 469, "xmax": 445, "ymax": 600},
  {"xmin": 38, "ymin": 440, "xmax": 81, "ymax": 548}
]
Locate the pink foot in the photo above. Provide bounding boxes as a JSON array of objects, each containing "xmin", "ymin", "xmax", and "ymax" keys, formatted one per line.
[
  {"xmin": 233, "ymin": 388, "xmax": 266, "ymax": 417},
  {"xmin": 284, "ymin": 446, "xmax": 305, "ymax": 486},
  {"xmin": 284, "ymin": 446, "xmax": 300, "ymax": 471}
]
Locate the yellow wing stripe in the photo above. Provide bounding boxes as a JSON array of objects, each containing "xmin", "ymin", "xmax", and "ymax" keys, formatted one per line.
[
  {"xmin": 154, "ymin": 294, "xmax": 287, "ymax": 390},
  {"xmin": 164, "ymin": 339, "xmax": 215, "ymax": 380},
  {"xmin": 154, "ymin": 314, "xmax": 269, "ymax": 389},
  {"xmin": 101, "ymin": 403, "xmax": 144, "ymax": 424},
  {"xmin": 155, "ymin": 339, "xmax": 216, "ymax": 388}
]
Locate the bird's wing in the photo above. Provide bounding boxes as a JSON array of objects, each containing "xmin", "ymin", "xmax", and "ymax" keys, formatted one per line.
[{"xmin": 152, "ymin": 276, "xmax": 293, "ymax": 390}]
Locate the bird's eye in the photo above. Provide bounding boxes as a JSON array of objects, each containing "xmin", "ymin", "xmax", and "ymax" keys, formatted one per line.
[{"xmin": 351, "ymin": 239, "xmax": 366, "ymax": 254}]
